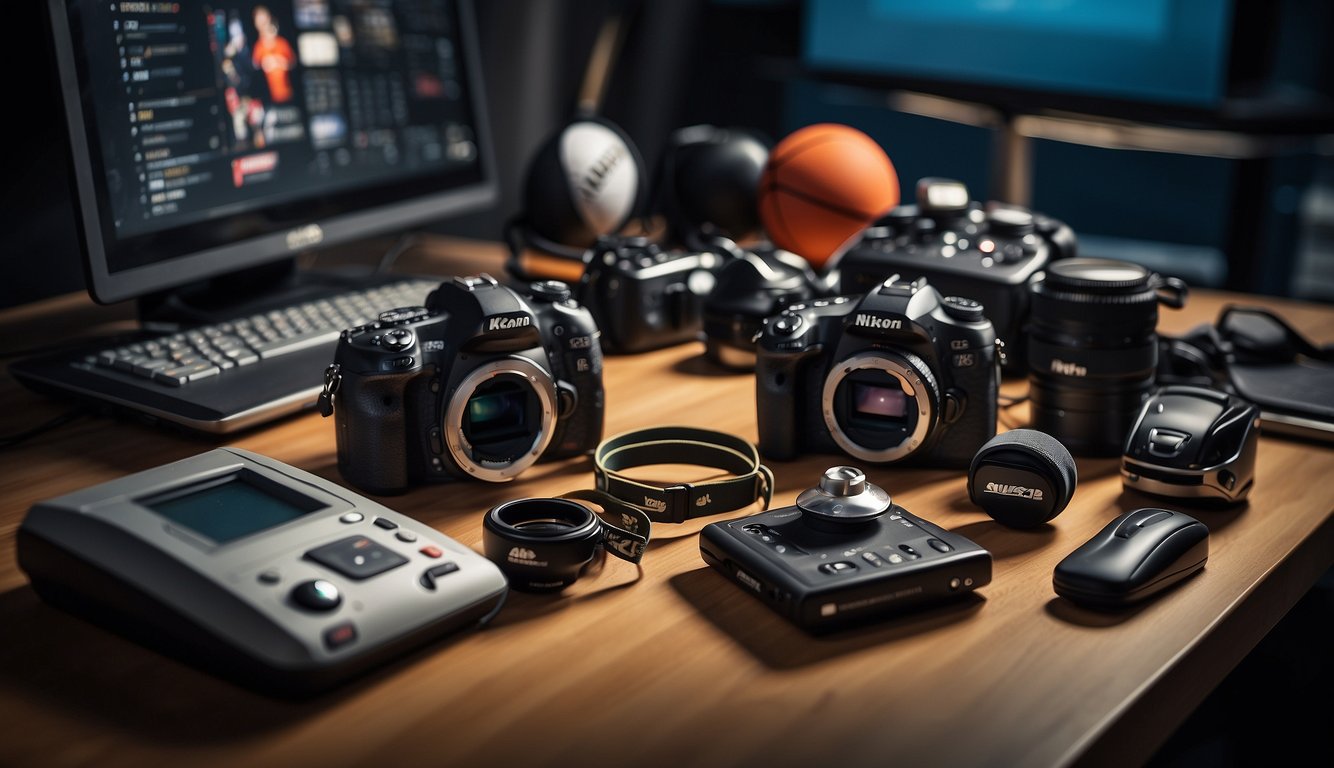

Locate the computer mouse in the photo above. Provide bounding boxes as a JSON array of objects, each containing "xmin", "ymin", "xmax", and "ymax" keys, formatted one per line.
[
  {"xmin": 1053, "ymin": 508, "xmax": 1208, "ymax": 609},
  {"xmin": 1122, "ymin": 385, "xmax": 1260, "ymax": 503}
]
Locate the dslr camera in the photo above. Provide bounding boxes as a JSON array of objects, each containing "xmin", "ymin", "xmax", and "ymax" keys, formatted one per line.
[
  {"xmin": 576, "ymin": 234, "xmax": 726, "ymax": 353},
  {"xmin": 700, "ymin": 466, "xmax": 992, "ymax": 632},
  {"xmin": 326, "ymin": 274, "xmax": 603, "ymax": 494},
  {"xmin": 756, "ymin": 275, "xmax": 999, "ymax": 468},
  {"xmin": 835, "ymin": 177, "xmax": 1076, "ymax": 374}
]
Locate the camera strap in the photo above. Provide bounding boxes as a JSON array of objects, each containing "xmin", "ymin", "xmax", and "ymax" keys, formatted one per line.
[
  {"xmin": 558, "ymin": 489, "xmax": 652, "ymax": 564},
  {"xmin": 592, "ymin": 426, "xmax": 775, "ymax": 523}
]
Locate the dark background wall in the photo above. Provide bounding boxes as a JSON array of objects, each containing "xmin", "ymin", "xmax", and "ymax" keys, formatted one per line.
[{"xmin": 8, "ymin": 0, "xmax": 1333, "ymax": 309}]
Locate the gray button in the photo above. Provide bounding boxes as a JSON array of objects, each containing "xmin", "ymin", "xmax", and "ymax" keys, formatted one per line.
[{"xmin": 339, "ymin": 512, "xmax": 364, "ymax": 524}]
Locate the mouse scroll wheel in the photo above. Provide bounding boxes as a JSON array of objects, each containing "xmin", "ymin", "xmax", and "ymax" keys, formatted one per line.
[{"xmin": 1114, "ymin": 509, "xmax": 1174, "ymax": 538}]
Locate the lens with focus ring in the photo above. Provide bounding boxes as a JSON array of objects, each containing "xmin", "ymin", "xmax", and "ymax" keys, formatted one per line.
[
  {"xmin": 1026, "ymin": 258, "xmax": 1187, "ymax": 456},
  {"xmin": 482, "ymin": 498, "xmax": 604, "ymax": 592}
]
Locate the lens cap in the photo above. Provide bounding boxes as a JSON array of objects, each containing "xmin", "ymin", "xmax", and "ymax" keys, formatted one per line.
[{"xmin": 968, "ymin": 429, "xmax": 1077, "ymax": 529}]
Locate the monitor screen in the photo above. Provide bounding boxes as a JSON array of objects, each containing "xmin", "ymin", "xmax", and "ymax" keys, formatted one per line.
[
  {"xmin": 49, "ymin": 0, "xmax": 497, "ymax": 304},
  {"xmin": 805, "ymin": 0, "xmax": 1236, "ymax": 112}
]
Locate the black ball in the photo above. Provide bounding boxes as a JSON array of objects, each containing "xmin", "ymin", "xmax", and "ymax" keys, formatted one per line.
[{"xmin": 663, "ymin": 126, "xmax": 770, "ymax": 241}]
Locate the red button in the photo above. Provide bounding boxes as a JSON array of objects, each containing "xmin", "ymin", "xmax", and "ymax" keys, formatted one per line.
[
  {"xmin": 323, "ymin": 621, "xmax": 357, "ymax": 650},
  {"xmin": 419, "ymin": 545, "xmax": 443, "ymax": 559}
]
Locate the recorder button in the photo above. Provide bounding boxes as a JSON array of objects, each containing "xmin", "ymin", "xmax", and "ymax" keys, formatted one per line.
[
  {"xmin": 323, "ymin": 621, "xmax": 358, "ymax": 650},
  {"xmin": 819, "ymin": 561, "xmax": 858, "ymax": 575},
  {"xmin": 291, "ymin": 579, "xmax": 341, "ymax": 612},
  {"xmin": 419, "ymin": 562, "xmax": 461, "ymax": 590},
  {"xmin": 898, "ymin": 544, "xmax": 921, "ymax": 559},
  {"xmin": 927, "ymin": 538, "xmax": 953, "ymax": 553},
  {"xmin": 1148, "ymin": 428, "xmax": 1190, "ymax": 457},
  {"xmin": 861, "ymin": 552, "xmax": 885, "ymax": 567}
]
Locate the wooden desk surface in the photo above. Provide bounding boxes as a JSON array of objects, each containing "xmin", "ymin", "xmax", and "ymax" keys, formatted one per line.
[{"xmin": 1, "ymin": 236, "xmax": 1331, "ymax": 768}]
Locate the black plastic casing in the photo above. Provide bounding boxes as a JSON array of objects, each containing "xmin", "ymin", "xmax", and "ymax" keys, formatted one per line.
[
  {"xmin": 1122, "ymin": 385, "xmax": 1260, "ymax": 503},
  {"xmin": 576, "ymin": 235, "xmax": 727, "ymax": 353},
  {"xmin": 755, "ymin": 276, "xmax": 999, "ymax": 469},
  {"xmin": 331, "ymin": 276, "xmax": 604, "ymax": 494},
  {"xmin": 702, "ymin": 245, "xmax": 825, "ymax": 370},
  {"xmin": 835, "ymin": 189, "xmax": 1077, "ymax": 376},
  {"xmin": 1053, "ymin": 508, "xmax": 1209, "ymax": 608},
  {"xmin": 700, "ymin": 503, "xmax": 992, "ymax": 633}
]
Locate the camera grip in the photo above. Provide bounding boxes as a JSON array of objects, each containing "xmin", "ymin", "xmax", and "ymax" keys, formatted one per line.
[
  {"xmin": 549, "ymin": 341, "xmax": 605, "ymax": 457},
  {"xmin": 755, "ymin": 349, "xmax": 816, "ymax": 460},
  {"xmin": 334, "ymin": 372, "xmax": 413, "ymax": 494}
]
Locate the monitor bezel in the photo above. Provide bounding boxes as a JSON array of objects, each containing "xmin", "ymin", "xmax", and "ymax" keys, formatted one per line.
[{"xmin": 47, "ymin": 0, "xmax": 499, "ymax": 305}]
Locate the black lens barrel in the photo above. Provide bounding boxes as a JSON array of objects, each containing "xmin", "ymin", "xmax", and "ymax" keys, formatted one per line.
[
  {"xmin": 1026, "ymin": 258, "xmax": 1186, "ymax": 456},
  {"xmin": 482, "ymin": 498, "xmax": 604, "ymax": 592}
]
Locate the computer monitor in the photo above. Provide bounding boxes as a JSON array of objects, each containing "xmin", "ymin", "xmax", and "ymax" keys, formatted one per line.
[
  {"xmin": 804, "ymin": 0, "xmax": 1334, "ymax": 130},
  {"xmin": 48, "ymin": 0, "xmax": 498, "ymax": 311}
]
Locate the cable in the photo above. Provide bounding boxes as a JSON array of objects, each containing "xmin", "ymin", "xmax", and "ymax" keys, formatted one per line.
[
  {"xmin": 375, "ymin": 231, "xmax": 421, "ymax": 275},
  {"xmin": 0, "ymin": 407, "xmax": 87, "ymax": 450}
]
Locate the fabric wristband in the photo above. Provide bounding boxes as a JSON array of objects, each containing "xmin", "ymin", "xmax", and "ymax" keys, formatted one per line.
[{"xmin": 592, "ymin": 425, "xmax": 775, "ymax": 523}]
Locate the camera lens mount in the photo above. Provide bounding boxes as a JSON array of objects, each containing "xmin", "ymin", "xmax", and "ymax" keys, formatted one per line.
[
  {"xmin": 445, "ymin": 358, "xmax": 557, "ymax": 482},
  {"xmin": 822, "ymin": 351, "xmax": 940, "ymax": 463}
]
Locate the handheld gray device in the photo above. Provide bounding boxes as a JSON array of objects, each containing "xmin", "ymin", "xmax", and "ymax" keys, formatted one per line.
[{"xmin": 16, "ymin": 448, "xmax": 508, "ymax": 697}]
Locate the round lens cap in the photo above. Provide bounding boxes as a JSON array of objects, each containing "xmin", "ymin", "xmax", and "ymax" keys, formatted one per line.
[{"xmin": 1045, "ymin": 258, "xmax": 1151, "ymax": 292}]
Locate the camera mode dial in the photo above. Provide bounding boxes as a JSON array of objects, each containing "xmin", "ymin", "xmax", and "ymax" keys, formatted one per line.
[
  {"xmin": 528, "ymin": 280, "xmax": 572, "ymax": 303},
  {"xmin": 796, "ymin": 466, "xmax": 892, "ymax": 525}
]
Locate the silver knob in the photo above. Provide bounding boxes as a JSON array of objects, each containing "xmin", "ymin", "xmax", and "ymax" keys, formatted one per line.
[{"xmin": 820, "ymin": 466, "xmax": 866, "ymax": 497}]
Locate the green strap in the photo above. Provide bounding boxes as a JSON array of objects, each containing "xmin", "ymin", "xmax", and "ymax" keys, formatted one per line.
[{"xmin": 592, "ymin": 426, "xmax": 775, "ymax": 523}]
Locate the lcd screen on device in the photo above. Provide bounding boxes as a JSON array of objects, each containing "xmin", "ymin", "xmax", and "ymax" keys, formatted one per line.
[{"xmin": 144, "ymin": 471, "xmax": 327, "ymax": 543}]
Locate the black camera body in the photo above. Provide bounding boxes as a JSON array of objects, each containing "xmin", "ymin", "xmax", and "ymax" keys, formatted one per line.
[
  {"xmin": 700, "ymin": 466, "xmax": 992, "ymax": 632},
  {"xmin": 702, "ymin": 242, "xmax": 830, "ymax": 370},
  {"xmin": 329, "ymin": 275, "xmax": 604, "ymax": 494},
  {"xmin": 756, "ymin": 275, "xmax": 999, "ymax": 469},
  {"xmin": 835, "ymin": 178, "xmax": 1076, "ymax": 374},
  {"xmin": 576, "ymin": 234, "xmax": 726, "ymax": 353}
]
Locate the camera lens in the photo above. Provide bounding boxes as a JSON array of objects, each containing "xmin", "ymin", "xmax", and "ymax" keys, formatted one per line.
[
  {"xmin": 822, "ymin": 351, "xmax": 939, "ymax": 463},
  {"xmin": 1026, "ymin": 258, "xmax": 1187, "ymax": 456},
  {"xmin": 444, "ymin": 359, "xmax": 557, "ymax": 482},
  {"xmin": 483, "ymin": 498, "xmax": 604, "ymax": 592}
]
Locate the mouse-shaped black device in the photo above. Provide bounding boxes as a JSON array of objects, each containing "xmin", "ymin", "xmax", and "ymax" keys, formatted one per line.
[
  {"xmin": 1053, "ymin": 508, "xmax": 1208, "ymax": 609},
  {"xmin": 1122, "ymin": 385, "xmax": 1260, "ymax": 504}
]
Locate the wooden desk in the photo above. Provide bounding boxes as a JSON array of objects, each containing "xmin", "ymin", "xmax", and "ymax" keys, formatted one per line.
[{"xmin": 1, "ymin": 236, "xmax": 1331, "ymax": 768}]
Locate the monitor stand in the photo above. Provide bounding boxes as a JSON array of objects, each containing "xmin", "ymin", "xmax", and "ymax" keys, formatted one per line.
[{"xmin": 134, "ymin": 256, "xmax": 404, "ymax": 330}]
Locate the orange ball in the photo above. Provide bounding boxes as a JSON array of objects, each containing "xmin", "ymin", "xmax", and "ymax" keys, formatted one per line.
[{"xmin": 757, "ymin": 123, "xmax": 899, "ymax": 268}]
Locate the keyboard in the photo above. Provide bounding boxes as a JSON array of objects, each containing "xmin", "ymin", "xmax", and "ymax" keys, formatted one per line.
[{"xmin": 10, "ymin": 277, "xmax": 439, "ymax": 435}]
